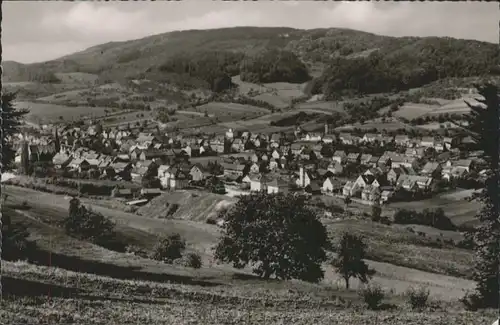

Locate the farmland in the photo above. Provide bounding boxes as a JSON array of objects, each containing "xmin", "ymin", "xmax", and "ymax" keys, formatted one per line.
[
  {"xmin": 191, "ymin": 102, "xmax": 270, "ymax": 117},
  {"xmin": 387, "ymin": 189, "xmax": 482, "ymax": 227},
  {"xmin": 335, "ymin": 118, "xmax": 413, "ymax": 132},
  {"xmin": 295, "ymin": 100, "xmax": 346, "ymax": 115},
  {"xmin": 15, "ymin": 101, "xmax": 112, "ymax": 124},
  {"xmin": 393, "ymin": 103, "xmax": 436, "ymax": 120}
]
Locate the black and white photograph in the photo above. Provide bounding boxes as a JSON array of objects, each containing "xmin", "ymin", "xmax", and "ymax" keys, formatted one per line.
[{"xmin": 1, "ymin": 1, "xmax": 500, "ymax": 324}]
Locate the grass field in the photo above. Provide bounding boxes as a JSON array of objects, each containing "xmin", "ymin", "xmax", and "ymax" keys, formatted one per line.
[
  {"xmin": 336, "ymin": 119, "xmax": 412, "ymax": 131},
  {"xmin": 387, "ymin": 189, "xmax": 481, "ymax": 227},
  {"xmin": 394, "ymin": 103, "xmax": 436, "ymax": 120},
  {"xmin": 16, "ymin": 101, "xmax": 112, "ymax": 125},
  {"xmin": 54, "ymin": 72, "xmax": 99, "ymax": 85},
  {"xmin": 192, "ymin": 102, "xmax": 269, "ymax": 117},
  {"xmin": 295, "ymin": 100, "xmax": 346, "ymax": 115},
  {"xmin": 3, "ymin": 260, "xmax": 494, "ymax": 325}
]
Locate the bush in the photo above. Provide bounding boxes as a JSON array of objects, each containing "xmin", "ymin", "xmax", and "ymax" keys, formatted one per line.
[
  {"xmin": 62, "ymin": 199, "xmax": 121, "ymax": 250},
  {"xmin": 206, "ymin": 217, "xmax": 217, "ymax": 225},
  {"xmin": 182, "ymin": 253, "xmax": 202, "ymax": 269},
  {"xmin": 460, "ymin": 291, "xmax": 482, "ymax": 311},
  {"xmin": 2, "ymin": 211, "xmax": 37, "ymax": 261},
  {"xmin": 359, "ymin": 284, "xmax": 385, "ymax": 310},
  {"xmin": 406, "ymin": 286, "xmax": 430, "ymax": 310},
  {"xmin": 393, "ymin": 208, "xmax": 456, "ymax": 231},
  {"xmin": 126, "ymin": 245, "xmax": 149, "ymax": 259},
  {"xmin": 151, "ymin": 233, "xmax": 186, "ymax": 263}
]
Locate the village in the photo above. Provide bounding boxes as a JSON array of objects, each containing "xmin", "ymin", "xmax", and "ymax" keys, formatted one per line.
[{"xmin": 11, "ymin": 118, "xmax": 486, "ymax": 208}]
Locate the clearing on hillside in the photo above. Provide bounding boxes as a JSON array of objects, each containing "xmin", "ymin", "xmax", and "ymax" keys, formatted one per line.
[
  {"xmin": 394, "ymin": 103, "xmax": 436, "ymax": 120},
  {"xmin": 17, "ymin": 101, "xmax": 112, "ymax": 124},
  {"xmin": 137, "ymin": 190, "xmax": 237, "ymax": 222}
]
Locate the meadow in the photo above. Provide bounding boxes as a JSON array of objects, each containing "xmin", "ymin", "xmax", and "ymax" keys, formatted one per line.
[
  {"xmin": 16, "ymin": 101, "xmax": 112, "ymax": 124},
  {"xmin": 2, "ymin": 182, "xmax": 492, "ymax": 324}
]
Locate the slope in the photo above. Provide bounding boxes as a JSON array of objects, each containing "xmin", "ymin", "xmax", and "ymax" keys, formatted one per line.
[{"xmin": 137, "ymin": 190, "xmax": 237, "ymax": 222}]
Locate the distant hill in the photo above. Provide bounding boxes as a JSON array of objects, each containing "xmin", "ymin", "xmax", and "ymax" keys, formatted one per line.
[{"xmin": 4, "ymin": 26, "xmax": 499, "ymax": 97}]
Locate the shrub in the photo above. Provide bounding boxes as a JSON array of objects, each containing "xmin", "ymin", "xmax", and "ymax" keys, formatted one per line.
[
  {"xmin": 460, "ymin": 291, "xmax": 482, "ymax": 311},
  {"xmin": 152, "ymin": 233, "xmax": 186, "ymax": 263},
  {"xmin": 359, "ymin": 284, "xmax": 385, "ymax": 310},
  {"xmin": 406, "ymin": 286, "xmax": 430, "ymax": 310},
  {"xmin": 2, "ymin": 210, "xmax": 37, "ymax": 261},
  {"xmin": 183, "ymin": 253, "xmax": 202, "ymax": 269},
  {"xmin": 62, "ymin": 198, "xmax": 121, "ymax": 250},
  {"xmin": 206, "ymin": 217, "xmax": 217, "ymax": 225},
  {"xmin": 126, "ymin": 245, "xmax": 149, "ymax": 259}
]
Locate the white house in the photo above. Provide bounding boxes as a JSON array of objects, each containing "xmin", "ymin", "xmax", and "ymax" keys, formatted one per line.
[{"xmin": 322, "ymin": 177, "xmax": 336, "ymax": 193}]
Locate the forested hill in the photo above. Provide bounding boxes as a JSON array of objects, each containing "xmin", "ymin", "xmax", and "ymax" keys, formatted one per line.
[{"xmin": 4, "ymin": 27, "xmax": 499, "ymax": 96}]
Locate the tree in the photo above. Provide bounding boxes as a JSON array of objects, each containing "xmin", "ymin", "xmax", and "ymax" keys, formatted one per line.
[
  {"xmin": 152, "ymin": 233, "xmax": 186, "ymax": 263},
  {"xmin": 214, "ymin": 192, "xmax": 330, "ymax": 282},
  {"xmin": 208, "ymin": 177, "xmax": 227, "ymax": 194},
  {"xmin": 371, "ymin": 205, "xmax": 382, "ymax": 222},
  {"xmin": 2, "ymin": 209, "xmax": 37, "ymax": 261},
  {"xmin": 62, "ymin": 198, "xmax": 120, "ymax": 249},
  {"xmin": 141, "ymin": 162, "xmax": 161, "ymax": 188},
  {"xmin": 344, "ymin": 196, "xmax": 351, "ymax": 209},
  {"xmin": 332, "ymin": 232, "xmax": 375, "ymax": 289},
  {"xmin": 20, "ymin": 140, "xmax": 30, "ymax": 175},
  {"xmin": 2, "ymin": 92, "xmax": 29, "ymax": 170},
  {"xmin": 461, "ymin": 83, "xmax": 500, "ymax": 308}
]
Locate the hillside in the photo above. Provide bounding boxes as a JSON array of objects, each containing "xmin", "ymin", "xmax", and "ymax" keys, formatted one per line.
[
  {"xmin": 5, "ymin": 27, "xmax": 498, "ymax": 97},
  {"xmin": 137, "ymin": 190, "xmax": 237, "ymax": 222}
]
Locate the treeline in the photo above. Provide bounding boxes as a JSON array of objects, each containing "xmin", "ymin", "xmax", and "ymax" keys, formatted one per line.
[
  {"xmin": 239, "ymin": 49, "xmax": 311, "ymax": 84},
  {"xmin": 270, "ymin": 111, "xmax": 319, "ymax": 127},
  {"xmin": 393, "ymin": 208, "xmax": 456, "ymax": 231},
  {"xmin": 311, "ymin": 38, "xmax": 499, "ymax": 99}
]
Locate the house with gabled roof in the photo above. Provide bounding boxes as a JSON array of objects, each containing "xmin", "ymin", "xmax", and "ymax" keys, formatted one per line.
[
  {"xmin": 339, "ymin": 133, "xmax": 358, "ymax": 145},
  {"xmin": 221, "ymin": 162, "xmax": 246, "ymax": 177},
  {"xmin": 343, "ymin": 181, "xmax": 360, "ymax": 197},
  {"xmin": 397, "ymin": 174, "xmax": 433, "ymax": 191},
  {"xmin": 405, "ymin": 147, "xmax": 426, "ymax": 158},
  {"xmin": 420, "ymin": 136, "xmax": 435, "ymax": 148},
  {"xmin": 361, "ymin": 185, "xmax": 381, "ymax": 202},
  {"xmin": 362, "ymin": 133, "xmax": 382, "ymax": 143},
  {"xmin": 327, "ymin": 161, "xmax": 343, "ymax": 175},
  {"xmin": 52, "ymin": 152, "xmax": 72, "ymax": 169},
  {"xmin": 322, "ymin": 135, "xmax": 335, "ymax": 144},
  {"xmin": 332, "ymin": 150, "xmax": 347, "ymax": 164},
  {"xmin": 249, "ymin": 173, "xmax": 266, "ymax": 192},
  {"xmin": 267, "ymin": 176, "xmax": 290, "ymax": 194},
  {"xmin": 322, "ymin": 176, "xmax": 341, "ymax": 193},
  {"xmin": 189, "ymin": 164, "xmax": 207, "ymax": 182},
  {"xmin": 290, "ymin": 143, "xmax": 304, "ymax": 155},
  {"xmin": 394, "ymin": 135, "xmax": 410, "ymax": 146},
  {"xmin": 230, "ymin": 138, "xmax": 245, "ymax": 152},
  {"xmin": 420, "ymin": 162, "xmax": 442, "ymax": 177},
  {"xmin": 360, "ymin": 154, "xmax": 373, "ymax": 166},
  {"xmin": 347, "ymin": 152, "xmax": 361, "ymax": 164}
]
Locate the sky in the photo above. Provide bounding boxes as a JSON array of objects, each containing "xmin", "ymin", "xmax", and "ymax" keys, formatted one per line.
[{"xmin": 3, "ymin": 1, "xmax": 499, "ymax": 64}]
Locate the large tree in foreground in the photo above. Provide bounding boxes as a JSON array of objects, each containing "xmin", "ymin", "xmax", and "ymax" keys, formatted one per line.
[
  {"xmin": 462, "ymin": 83, "xmax": 500, "ymax": 309},
  {"xmin": 2, "ymin": 92, "xmax": 29, "ymax": 170},
  {"xmin": 214, "ymin": 192, "xmax": 330, "ymax": 282}
]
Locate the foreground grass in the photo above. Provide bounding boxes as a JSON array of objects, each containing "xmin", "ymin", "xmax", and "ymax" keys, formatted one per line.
[{"xmin": 1, "ymin": 260, "xmax": 495, "ymax": 325}]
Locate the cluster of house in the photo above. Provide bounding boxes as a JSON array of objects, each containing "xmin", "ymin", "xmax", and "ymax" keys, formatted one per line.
[{"xmin": 13, "ymin": 122, "xmax": 480, "ymax": 204}]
